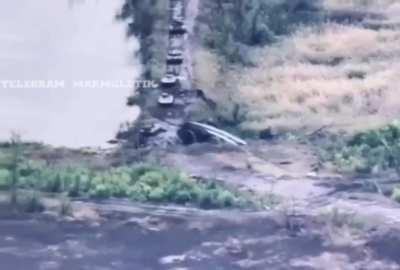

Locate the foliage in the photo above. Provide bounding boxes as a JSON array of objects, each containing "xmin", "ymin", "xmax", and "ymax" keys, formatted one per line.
[
  {"xmin": 117, "ymin": 0, "xmax": 168, "ymax": 79},
  {"xmin": 0, "ymin": 134, "xmax": 25, "ymax": 207},
  {"xmin": 200, "ymin": 0, "xmax": 322, "ymax": 63},
  {"xmin": 0, "ymin": 151, "xmax": 251, "ymax": 209},
  {"xmin": 0, "ymin": 169, "xmax": 10, "ymax": 190},
  {"xmin": 324, "ymin": 121, "xmax": 400, "ymax": 175},
  {"xmin": 391, "ymin": 187, "xmax": 400, "ymax": 203}
]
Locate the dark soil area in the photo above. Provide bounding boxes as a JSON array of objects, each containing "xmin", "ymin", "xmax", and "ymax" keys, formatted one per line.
[{"xmin": 0, "ymin": 201, "xmax": 398, "ymax": 270}]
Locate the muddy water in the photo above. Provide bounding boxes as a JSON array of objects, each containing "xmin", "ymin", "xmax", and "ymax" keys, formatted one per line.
[{"xmin": 0, "ymin": 0, "xmax": 140, "ymax": 148}]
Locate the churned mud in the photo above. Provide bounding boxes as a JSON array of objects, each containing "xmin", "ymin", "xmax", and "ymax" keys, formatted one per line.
[{"xmin": 1, "ymin": 200, "xmax": 399, "ymax": 270}]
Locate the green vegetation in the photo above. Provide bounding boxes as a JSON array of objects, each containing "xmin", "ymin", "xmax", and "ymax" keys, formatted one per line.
[
  {"xmin": 318, "ymin": 121, "xmax": 400, "ymax": 202},
  {"xmin": 117, "ymin": 0, "xmax": 169, "ymax": 79},
  {"xmin": 199, "ymin": 0, "xmax": 322, "ymax": 63},
  {"xmin": 323, "ymin": 121, "xmax": 400, "ymax": 175},
  {"xmin": 0, "ymin": 134, "xmax": 24, "ymax": 208},
  {"xmin": 0, "ymin": 143, "xmax": 252, "ymax": 209},
  {"xmin": 391, "ymin": 187, "xmax": 400, "ymax": 203}
]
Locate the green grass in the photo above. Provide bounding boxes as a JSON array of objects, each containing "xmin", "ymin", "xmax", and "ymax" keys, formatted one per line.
[
  {"xmin": 0, "ymin": 156, "xmax": 252, "ymax": 209},
  {"xmin": 317, "ymin": 121, "xmax": 400, "ymax": 203},
  {"xmin": 0, "ymin": 169, "xmax": 11, "ymax": 190},
  {"xmin": 319, "ymin": 121, "xmax": 400, "ymax": 175}
]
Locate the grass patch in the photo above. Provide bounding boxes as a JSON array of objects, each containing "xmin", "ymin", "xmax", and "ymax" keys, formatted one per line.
[
  {"xmin": 322, "ymin": 121, "xmax": 400, "ymax": 174},
  {"xmin": 0, "ymin": 155, "xmax": 253, "ymax": 209},
  {"xmin": 317, "ymin": 121, "xmax": 400, "ymax": 202}
]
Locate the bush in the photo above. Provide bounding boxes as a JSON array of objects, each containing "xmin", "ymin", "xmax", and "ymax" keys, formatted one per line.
[
  {"xmin": 216, "ymin": 190, "xmax": 236, "ymax": 208},
  {"xmin": 117, "ymin": 0, "xmax": 169, "ymax": 78},
  {"xmin": 0, "ymin": 169, "xmax": 10, "ymax": 190},
  {"xmin": 128, "ymin": 164, "xmax": 163, "ymax": 182},
  {"xmin": 148, "ymin": 187, "xmax": 166, "ymax": 202},
  {"xmin": 392, "ymin": 187, "xmax": 400, "ymax": 203},
  {"xmin": 330, "ymin": 121, "xmax": 400, "ymax": 174},
  {"xmin": 89, "ymin": 184, "xmax": 112, "ymax": 199},
  {"xmin": 128, "ymin": 185, "xmax": 148, "ymax": 202},
  {"xmin": 139, "ymin": 171, "xmax": 166, "ymax": 187},
  {"xmin": 3, "ymin": 158, "xmax": 252, "ymax": 209},
  {"xmin": 200, "ymin": 0, "xmax": 322, "ymax": 63}
]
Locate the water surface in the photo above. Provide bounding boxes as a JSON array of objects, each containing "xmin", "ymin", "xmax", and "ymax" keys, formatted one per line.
[{"xmin": 0, "ymin": 0, "xmax": 140, "ymax": 147}]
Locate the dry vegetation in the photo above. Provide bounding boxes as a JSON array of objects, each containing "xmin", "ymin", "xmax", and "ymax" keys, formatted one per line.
[
  {"xmin": 193, "ymin": 48, "xmax": 244, "ymax": 123},
  {"xmin": 194, "ymin": 0, "xmax": 400, "ymax": 134}
]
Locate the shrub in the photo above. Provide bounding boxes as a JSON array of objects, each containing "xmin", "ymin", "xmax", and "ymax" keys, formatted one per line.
[
  {"xmin": 173, "ymin": 190, "xmax": 193, "ymax": 204},
  {"xmin": 89, "ymin": 184, "xmax": 112, "ymax": 199},
  {"xmin": 0, "ymin": 169, "xmax": 10, "ymax": 190},
  {"xmin": 2, "ymin": 157, "xmax": 253, "ymax": 209},
  {"xmin": 331, "ymin": 121, "xmax": 400, "ymax": 174},
  {"xmin": 198, "ymin": 189, "xmax": 219, "ymax": 209},
  {"xmin": 128, "ymin": 164, "xmax": 164, "ymax": 183},
  {"xmin": 117, "ymin": 0, "xmax": 169, "ymax": 78},
  {"xmin": 139, "ymin": 171, "xmax": 166, "ymax": 187},
  {"xmin": 68, "ymin": 175, "xmax": 83, "ymax": 197},
  {"xmin": 128, "ymin": 185, "xmax": 148, "ymax": 202},
  {"xmin": 392, "ymin": 187, "xmax": 400, "ymax": 203},
  {"xmin": 216, "ymin": 190, "xmax": 236, "ymax": 208},
  {"xmin": 199, "ymin": 0, "xmax": 322, "ymax": 62}
]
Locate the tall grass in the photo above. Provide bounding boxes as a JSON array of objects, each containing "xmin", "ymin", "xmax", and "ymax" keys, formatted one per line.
[{"xmin": 194, "ymin": 0, "xmax": 400, "ymax": 134}]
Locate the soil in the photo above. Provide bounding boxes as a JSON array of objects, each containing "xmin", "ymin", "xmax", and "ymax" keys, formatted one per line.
[{"xmin": 0, "ymin": 199, "xmax": 399, "ymax": 270}]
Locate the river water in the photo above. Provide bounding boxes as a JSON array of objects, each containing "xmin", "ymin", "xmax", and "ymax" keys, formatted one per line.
[{"xmin": 0, "ymin": 0, "xmax": 140, "ymax": 148}]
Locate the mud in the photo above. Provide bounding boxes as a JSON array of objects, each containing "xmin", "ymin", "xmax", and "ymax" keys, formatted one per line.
[{"xmin": 0, "ymin": 201, "xmax": 398, "ymax": 270}]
